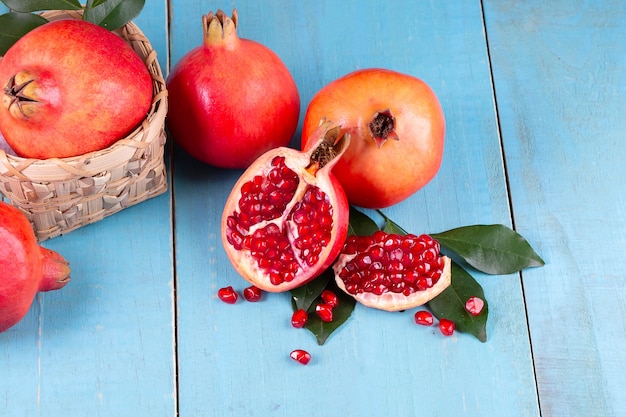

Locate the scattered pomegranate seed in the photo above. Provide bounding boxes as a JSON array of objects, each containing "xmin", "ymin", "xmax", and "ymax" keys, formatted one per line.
[
  {"xmin": 217, "ymin": 286, "xmax": 238, "ymax": 304},
  {"xmin": 315, "ymin": 303, "xmax": 333, "ymax": 322},
  {"xmin": 290, "ymin": 349, "xmax": 311, "ymax": 365},
  {"xmin": 439, "ymin": 318, "xmax": 455, "ymax": 336},
  {"xmin": 320, "ymin": 290, "xmax": 339, "ymax": 308},
  {"xmin": 414, "ymin": 310, "xmax": 434, "ymax": 326},
  {"xmin": 243, "ymin": 285, "xmax": 263, "ymax": 302},
  {"xmin": 465, "ymin": 296, "xmax": 484, "ymax": 316},
  {"xmin": 291, "ymin": 309, "xmax": 309, "ymax": 328}
]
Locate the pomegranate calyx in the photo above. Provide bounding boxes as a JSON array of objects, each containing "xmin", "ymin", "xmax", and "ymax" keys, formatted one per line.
[
  {"xmin": 38, "ymin": 247, "xmax": 71, "ymax": 292},
  {"xmin": 368, "ymin": 109, "xmax": 399, "ymax": 148},
  {"xmin": 3, "ymin": 71, "xmax": 41, "ymax": 119},
  {"xmin": 203, "ymin": 9, "xmax": 239, "ymax": 48}
]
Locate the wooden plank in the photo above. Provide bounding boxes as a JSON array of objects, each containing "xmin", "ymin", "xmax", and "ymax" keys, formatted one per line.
[
  {"xmin": 483, "ymin": 1, "xmax": 626, "ymax": 416},
  {"xmin": 0, "ymin": 2, "xmax": 175, "ymax": 415},
  {"xmin": 171, "ymin": 1, "xmax": 539, "ymax": 416}
]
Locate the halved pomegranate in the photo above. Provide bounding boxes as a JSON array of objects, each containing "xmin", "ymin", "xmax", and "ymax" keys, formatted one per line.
[
  {"xmin": 333, "ymin": 231, "xmax": 451, "ymax": 311},
  {"xmin": 221, "ymin": 121, "xmax": 350, "ymax": 292}
]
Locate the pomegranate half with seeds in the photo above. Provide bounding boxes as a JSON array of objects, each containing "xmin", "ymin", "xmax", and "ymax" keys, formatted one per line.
[
  {"xmin": 221, "ymin": 121, "xmax": 350, "ymax": 292},
  {"xmin": 333, "ymin": 231, "xmax": 451, "ymax": 311}
]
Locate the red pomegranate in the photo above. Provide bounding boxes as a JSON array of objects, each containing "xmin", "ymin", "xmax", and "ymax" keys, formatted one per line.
[
  {"xmin": 302, "ymin": 68, "xmax": 445, "ymax": 209},
  {"xmin": 0, "ymin": 202, "xmax": 70, "ymax": 332},
  {"xmin": 333, "ymin": 231, "xmax": 451, "ymax": 312},
  {"xmin": 167, "ymin": 9, "xmax": 300, "ymax": 168},
  {"xmin": 221, "ymin": 121, "xmax": 350, "ymax": 292},
  {"xmin": 0, "ymin": 19, "xmax": 153, "ymax": 159}
]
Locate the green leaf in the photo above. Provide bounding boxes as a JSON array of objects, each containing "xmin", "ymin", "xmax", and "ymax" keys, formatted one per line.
[
  {"xmin": 1, "ymin": 0, "xmax": 81, "ymax": 12},
  {"xmin": 83, "ymin": 0, "xmax": 144, "ymax": 30},
  {"xmin": 347, "ymin": 206, "xmax": 379, "ymax": 236},
  {"xmin": 89, "ymin": 0, "xmax": 108, "ymax": 7},
  {"xmin": 0, "ymin": 12, "xmax": 47, "ymax": 55},
  {"xmin": 431, "ymin": 224, "xmax": 545, "ymax": 275},
  {"xmin": 378, "ymin": 209, "xmax": 408, "ymax": 235},
  {"xmin": 290, "ymin": 270, "xmax": 331, "ymax": 312},
  {"xmin": 427, "ymin": 262, "xmax": 488, "ymax": 342}
]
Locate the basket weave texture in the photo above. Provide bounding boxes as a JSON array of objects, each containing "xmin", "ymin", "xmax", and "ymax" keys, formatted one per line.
[{"xmin": 0, "ymin": 10, "xmax": 168, "ymax": 241}]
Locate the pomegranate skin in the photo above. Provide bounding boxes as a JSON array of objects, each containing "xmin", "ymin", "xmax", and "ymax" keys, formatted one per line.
[
  {"xmin": 0, "ymin": 202, "xmax": 70, "ymax": 333},
  {"xmin": 0, "ymin": 19, "xmax": 153, "ymax": 159},
  {"xmin": 166, "ymin": 10, "xmax": 300, "ymax": 169},
  {"xmin": 302, "ymin": 68, "xmax": 445, "ymax": 209}
]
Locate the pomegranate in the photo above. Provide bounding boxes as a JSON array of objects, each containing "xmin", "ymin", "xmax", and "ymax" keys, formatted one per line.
[
  {"xmin": 439, "ymin": 318, "xmax": 455, "ymax": 336},
  {"xmin": 414, "ymin": 310, "xmax": 434, "ymax": 326},
  {"xmin": 302, "ymin": 68, "xmax": 445, "ymax": 209},
  {"xmin": 320, "ymin": 289, "xmax": 338, "ymax": 308},
  {"xmin": 1, "ymin": 202, "xmax": 70, "ymax": 332},
  {"xmin": 221, "ymin": 121, "xmax": 350, "ymax": 292},
  {"xmin": 217, "ymin": 286, "xmax": 239, "ymax": 304},
  {"xmin": 333, "ymin": 231, "xmax": 451, "ymax": 312},
  {"xmin": 291, "ymin": 309, "xmax": 308, "ymax": 328},
  {"xmin": 0, "ymin": 19, "xmax": 153, "ymax": 159},
  {"xmin": 243, "ymin": 285, "xmax": 263, "ymax": 302},
  {"xmin": 465, "ymin": 296, "xmax": 485, "ymax": 316},
  {"xmin": 166, "ymin": 9, "xmax": 300, "ymax": 168},
  {"xmin": 315, "ymin": 303, "xmax": 333, "ymax": 322},
  {"xmin": 290, "ymin": 349, "xmax": 311, "ymax": 365}
]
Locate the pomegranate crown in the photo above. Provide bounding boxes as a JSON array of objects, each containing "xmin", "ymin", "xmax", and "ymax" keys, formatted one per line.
[{"xmin": 203, "ymin": 9, "xmax": 239, "ymax": 46}]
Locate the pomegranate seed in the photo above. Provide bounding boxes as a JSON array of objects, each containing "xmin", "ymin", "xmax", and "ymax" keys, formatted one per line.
[
  {"xmin": 414, "ymin": 310, "xmax": 434, "ymax": 326},
  {"xmin": 465, "ymin": 296, "xmax": 484, "ymax": 316},
  {"xmin": 439, "ymin": 318, "xmax": 455, "ymax": 336},
  {"xmin": 243, "ymin": 285, "xmax": 263, "ymax": 302},
  {"xmin": 315, "ymin": 303, "xmax": 333, "ymax": 322},
  {"xmin": 320, "ymin": 290, "xmax": 338, "ymax": 308},
  {"xmin": 217, "ymin": 286, "xmax": 238, "ymax": 304},
  {"xmin": 291, "ymin": 309, "xmax": 308, "ymax": 328},
  {"xmin": 290, "ymin": 349, "xmax": 311, "ymax": 365}
]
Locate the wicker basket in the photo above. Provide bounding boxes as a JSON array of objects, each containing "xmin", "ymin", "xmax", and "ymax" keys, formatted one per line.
[{"xmin": 0, "ymin": 10, "xmax": 168, "ymax": 241}]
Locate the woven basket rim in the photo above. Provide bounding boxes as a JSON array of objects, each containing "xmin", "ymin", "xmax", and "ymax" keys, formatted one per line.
[{"xmin": 0, "ymin": 9, "xmax": 168, "ymax": 182}]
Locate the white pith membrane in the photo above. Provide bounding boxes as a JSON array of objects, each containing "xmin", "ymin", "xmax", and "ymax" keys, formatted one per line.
[
  {"xmin": 221, "ymin": 124, "xmax": 348, "ymax": 292},
  {"xmin": 333, "ymin": 234, "xmax": 452, "ymax": 312}
]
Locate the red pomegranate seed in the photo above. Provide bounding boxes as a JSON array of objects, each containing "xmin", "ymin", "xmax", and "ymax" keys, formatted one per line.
[
  {"xmin": 291, "ymin": 309, "xmax": 309, "ymax": 328},
  {"xmin": 320, "ymin": 290, "xmax": 338, "ymax": 308},
  {"xmin": 465, "ymin": 296, "xmax": 484, "ymax": 316},
  {"xmin": 290, "ymin": 349, "xmax": 311, "ymax": 365},
  {"xmin": 439, "ymin": 318, "xmax": 455, "ymax": 336},
  {"xmin": 315, "ymin": 303, "xmax": 333, "ymax": 322},
  {"xmin": 414, "ymin": 310, "xmax": 434, "ymax": 326},
  {"xmin": 243, "ymin": 285, "xmax": 263, "ymax": 302},
  {"xmin": 217, "ymin": 286, "xmax": 238, "ymax": 304}
]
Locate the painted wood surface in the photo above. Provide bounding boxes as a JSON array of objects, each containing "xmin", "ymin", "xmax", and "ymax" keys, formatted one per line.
[
  {"xmin": 0, "ymin": 1, "xmax": 624, "ymax": 416},
  {"xmin": 484, "ymin": 1, "xmax": 626, "ymax": 416}
]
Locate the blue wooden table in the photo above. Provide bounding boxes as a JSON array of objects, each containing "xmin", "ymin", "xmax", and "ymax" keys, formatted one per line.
[{"xmin": 2, "ymin": 1, "xmax": 625, "ymax": 416}]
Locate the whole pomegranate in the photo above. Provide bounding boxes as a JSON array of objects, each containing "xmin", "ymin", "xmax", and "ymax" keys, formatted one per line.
[
  {"xmin": 0, "ymin": 19, "xmax": 153, "ymax": 159},
  {"xmin": 1, "ymin": 202, "xmax": 71, "ymax": 332},
  {"xmin": 166, "ymin": 9, "xmax": 300, "ymax": 169},
  {"xmin": 333, "ymin": 231, "xmax": 451, "ymax": 312},
  {"xmin": 221, "ymin": 121, "xmax": 349, "ymax": 292},
  {"xmin": 302, "ymin": 68, "xmax": 445, "ymax": 209}
]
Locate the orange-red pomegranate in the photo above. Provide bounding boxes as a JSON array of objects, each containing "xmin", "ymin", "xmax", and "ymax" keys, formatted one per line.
[
  {"xmin": 1, "ymin": 202, "xmax": 70, "ymax": 332},
  {"xmin": 302, "ymin": 68, "xmax": 445, "ymax": 209},
  {"xmin": 221, "ymin": 121, "xmax": 350, "ymax": 292},
  {"xmin": 167, "ymin": 9, "xmax": 300, "ymax": 168},
  {"xmin": 0, "ymin": 19, "xmax": 153, "ymax": 159}
]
